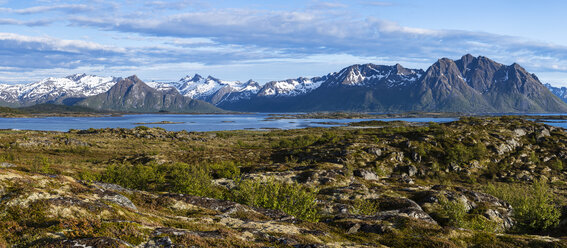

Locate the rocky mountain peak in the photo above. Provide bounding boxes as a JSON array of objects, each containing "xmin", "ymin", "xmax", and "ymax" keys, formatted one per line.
[
  {"xmin": 339, "ymin": 65, "xmax": 365, "ymax": 85},
  {"xmin": 244, "ymin": 79, "xmax": 259, "ymax": 86},
  {"xmin": 393, "ymin": 63, "xmax": 413, "ymax": 75},
  {"xmin": 66, "ymin": 73, "xmax": 88, "ymax": 81},
  {"xmin": 181, "ymin": 74, "xmax": 204, "ymax": 82},
  {"xmin": 125, "ymin": 75, "xmax": 143, "ymax": 84}
]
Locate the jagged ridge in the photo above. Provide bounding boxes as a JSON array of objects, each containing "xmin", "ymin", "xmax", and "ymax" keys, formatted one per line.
[
  {"xmin": 0, "ymin": 55, "xmax": 564, "ymax": 113},
  {"xmin": 76, "ymin": 76, "xmax": 223, "ymax": 113}
]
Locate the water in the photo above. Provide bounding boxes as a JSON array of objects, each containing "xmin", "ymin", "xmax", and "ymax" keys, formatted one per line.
[
  {"xmin": 0, "ymin": 114, "xmax": 457, "ymax": 132},
  {"xmin": 541, "ymin": 120, "xmax": 567, "ymax": 129}
]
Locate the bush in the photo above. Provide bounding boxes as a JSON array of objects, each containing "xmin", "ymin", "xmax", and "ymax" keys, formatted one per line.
[
  {"xmin": 352, "ymin": 198, "xmax": 381, "ymax": 215},
  {"xmin": 485, "ymin": 179, "xmax": 560, "ymax": 233},
  {"xmin": 100, "ymin": 162, "xmax": 222, "ymax": 198},
  {"xmin": 230, "ymin": 178, "xmax": 319, "ymax": 221},
  {"xmin": 169, "ymin": 162, "xmax": 221, "ymax": 198},
  {"xmin": 550, "ymin": 159, "xmax": 563, "ymax": 171},
  {"xmin": 445, "ymin": 143, "xmax": 471, "ymax": 165},
  {"xmin": 436, "ymin": 195, "xmax": 499, "ymax": 232},
  {"xmin": 31, "ymin": 156, "xmax": 50, "ymax": 174},
  {"xmin": 209, "ymin": 161, "xmax": 241, "ymax": 179},
  {"xmin": 437, "ymin": 195, "xmax": 467, "ymax": 228},
  {"xmin": 101, "ymin": 163, "xmax": 165, "ymax": 190},
  {"xmin": 273, "ymin": 135, "xmax": 319, "ymax": 149}
]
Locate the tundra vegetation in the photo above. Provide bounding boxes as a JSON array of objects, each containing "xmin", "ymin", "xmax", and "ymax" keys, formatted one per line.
[{"xmin": 1, "ymin": 117, "xmax": 567, "ymax": 247}]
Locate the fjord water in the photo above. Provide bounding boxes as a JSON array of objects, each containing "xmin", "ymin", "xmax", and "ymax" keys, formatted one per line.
[{"xmin": 0, "ymin": 114, "xmax": 457, "ymax": 132}]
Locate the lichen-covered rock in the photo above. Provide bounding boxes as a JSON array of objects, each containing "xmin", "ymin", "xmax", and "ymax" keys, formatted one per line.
[
  {"xmin": 353, "ymin": 169, "xmax": 379, "ymax": 181},
  {"xmin": 101, "ymin": 193, "xmax": 137, "ymax": 210}
]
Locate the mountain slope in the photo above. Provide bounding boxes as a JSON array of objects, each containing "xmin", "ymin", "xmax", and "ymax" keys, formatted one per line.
[
  {"xmin": 76, "ymin": 76, "xmax": 223, "ymax": 113},
  {"xmin": 0, "ymin": 74, "xmax": 121, "ymax": 107},
  {"xmin": 219, "ymin": 55, "xmax": 567, "ymax": 113},
  {"xmin": 0, "ymin": 55, "xmax": 563, "ymax": 113}
]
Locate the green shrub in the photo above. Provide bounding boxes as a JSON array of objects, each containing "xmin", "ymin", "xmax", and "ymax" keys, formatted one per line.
[
  {"xmin": 101, "ymin": 162, "xmax": 165, "ymax": 190},
  {"xmin": 318, "ymin": 131, "xmax": 340, "ymax": 144},
  {"xmin": 352, "ymin": 198, "xmax": 381, "ymax": 215},
  {"xmin": 169, "ymin": 162, "xmax": 221, "ymax": 198},
  {"xmin": 436, "ymin": 195, "xmax": 499, "ymax": 232},
  {"xmin": 230, "ymin": 178, "xmax": 319, "ymax": 221},
  {"xmin": 437, "ymin": 195, "xmax": 467, "ymax": 228},
  {"xmin": 445, "ymin": 143, "xmax": 470, "ymax": 165},
  {"xmin": 100, "ymin": 162, "xmax": 222, "ymax": 198},
  {"xmin": 471, "ymin": 142, "xmax": 488, "ymax": 160},
  {"xmin": 31, "ymin": 156, "xmax": 50, "ymax": 173},
  {"xmin": 209, "ymin": 161, "xmax": 241, "ymax": 179},
  {"xmin": 528, "ymin": 151, "xmax": 540, "ymax": 165},
  {"xmin": 485, "ymin": 179, "xmax": 560, "ymax": 233},
  {"xmin": 0, "ymin": 152, "xmax": 15, "ymax": 162},
  {"xmin": 550, "ymin": 159, "xmax": 563, "ymax": 171},
  {"xmin": 79, "ymin": 170, "xmax": 99, "ymax": 182},
  {"xmin": 273, "ymin": 134, "xmax": 319, "ymax": 149}
]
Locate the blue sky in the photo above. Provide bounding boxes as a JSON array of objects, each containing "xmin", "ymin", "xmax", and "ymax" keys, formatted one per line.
[{"xmin": 1, "ymin": 0, "xmax": 567, "ymax": 86}]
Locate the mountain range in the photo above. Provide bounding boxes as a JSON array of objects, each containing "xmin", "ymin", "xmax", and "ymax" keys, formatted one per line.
[
  {"xmin": 0, "ymin": 74, "xmax": 121, "ymax": 107},
  {"xmin": 0, "ymin": 54, "xmax": 566, "ymax": 113},
  {"xmin": 77, "ymin": 76, "xmax": 222, "ymax": 113},
  {"xmin": 545, "ymin": 83, "xmax": 567, "ymax": 103}
]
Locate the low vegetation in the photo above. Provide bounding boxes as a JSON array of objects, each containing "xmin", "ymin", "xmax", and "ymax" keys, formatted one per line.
[
  {"xmin": 485, "ymin": 180, "xmax": 561, "ymax": 233},
  {"xmin": 1, "ymin": 116, "xmax": 567, "ymax": 246}
]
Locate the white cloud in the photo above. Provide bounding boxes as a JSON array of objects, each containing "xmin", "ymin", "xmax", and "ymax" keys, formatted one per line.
[
  {"xmin": 0, "ymin": 33, "xmax": 125, "ymax": 53},
  {"xmin": 0, "ymin": 4, "xmax": 93, "ymax": 14},
  {"xmin": 1, "ymin": 2, "xmax": 567, "ymax": 83},
  {"xmin": 0, "ymin": 18, "xmax": 53, "ymax": 26}
]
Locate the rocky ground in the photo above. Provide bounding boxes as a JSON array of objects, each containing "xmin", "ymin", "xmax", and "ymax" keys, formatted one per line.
[{"xmin": 1, "ymin": 117, "xmax": 567, "ymax": 247}]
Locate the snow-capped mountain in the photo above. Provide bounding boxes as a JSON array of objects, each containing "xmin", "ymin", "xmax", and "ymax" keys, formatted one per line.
[
  {"xmin": 77, "ymin": 75, "xmax": 223, "ymax": 113},
  {"xmin": 545, "ymin": 83, "xmax": 567, "ymax": 103},
  {"xmin": 0, "ymin": 74, "xmax": 121, "ymax": 106},
  {"xmin": 216, "ymin": 55, "xmax": 567, "ymax": 113},
  {"xmin": 0, "ymin": 54, "xmax": 563, "ymax": 113},
  {"xmin": 148, "ymin": 74, "xmax": 261, "ymax": 104},
  {"xmin": 254, "ymin": 64, "xmax": 422, "ymax": 98},
  {"xmin": 257, "ymin": 77, "xmax": 325, "ymax": 97},
  {"xmin": 323, "ymin": 63, "xmax": 423, "ymax": 88}
]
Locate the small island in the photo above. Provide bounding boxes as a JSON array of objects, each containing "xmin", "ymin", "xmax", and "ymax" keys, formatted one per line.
[{"xmin": 133, "ymin": 120, "xmax": 185, "ymax": 125}]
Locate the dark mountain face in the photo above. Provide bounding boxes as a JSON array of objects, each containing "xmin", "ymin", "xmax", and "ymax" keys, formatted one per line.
[
  {"xmin": 76, "ymin": 76, "xmax": 223, "ymax": 113},
  {"xmin": 220, "ymin": 55, "xmax": 567, "ymax": 113},
  {"xmin": 414, "ymin": 57, "xmax": 491, "ymax": 112}
]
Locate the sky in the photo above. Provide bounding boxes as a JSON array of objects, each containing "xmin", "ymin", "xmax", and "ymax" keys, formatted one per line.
[{"xmin": 1, "ymin": 0, "xmax": 567, "ymax": 86}]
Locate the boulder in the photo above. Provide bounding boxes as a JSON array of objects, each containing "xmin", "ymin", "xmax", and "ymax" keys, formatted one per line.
[
  {"xmin": 513, "ymin": 128, "xmax": 527, "ymax": 137},
  {"xmin": 367, "ymin": 147, "xmax": 382, "ymax": 156},
  {"xmin": 537, "ymin": 128, "xmax": 551, "ymax": 140},
  {"xmin": 0, "ymin": 162, "xmax": 16, "ymax": 168},
  {"xmin": 353, "ymin": 169, "xmax": 379, "ymax": 181},
  {"xmin": 102, "ymin": 193, "xmax": 137, "ymax": 211},
  {"xmin": 144, "ymin": 236, "xmax": 173, "ymax": 248},
  {"xmin": 396, "ymin": 165, "xmax": 418, "ymax": 177}
]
